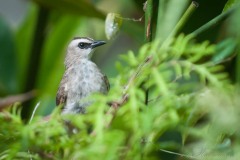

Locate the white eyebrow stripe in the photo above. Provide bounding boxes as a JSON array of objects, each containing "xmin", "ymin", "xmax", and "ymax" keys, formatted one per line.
[
  {"xmin": 73, "ymin": 37, "xmax": 94, "ymax": 42},
  {"xmin": 73, "ymin": 39, "xmax": 93, "ymax": 44}
]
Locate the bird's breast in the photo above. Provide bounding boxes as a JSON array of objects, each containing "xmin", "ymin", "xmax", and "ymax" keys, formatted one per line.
[{"xmin": 66, "ymin": 61, "xmax": 104, "ymax": 102}]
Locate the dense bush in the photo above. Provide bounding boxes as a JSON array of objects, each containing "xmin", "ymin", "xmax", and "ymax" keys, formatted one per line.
[{"xmin": 0, "ymin": 0, "xmax": 240, "ymax": 159}]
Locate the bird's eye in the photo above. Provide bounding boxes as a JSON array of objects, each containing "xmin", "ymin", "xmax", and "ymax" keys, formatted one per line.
[
  {"xmin": 78, "ymin": 42, "xmax": 91, "ymax": 49},
  {"xmin": 78, "ymin": 42, "xmax": 85, "ymax": 49}
]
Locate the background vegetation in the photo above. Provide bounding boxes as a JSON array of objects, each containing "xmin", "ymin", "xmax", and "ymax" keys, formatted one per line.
[{"xmin": 0, "ymin": 0, "xmax": 240, "ymax": 159}]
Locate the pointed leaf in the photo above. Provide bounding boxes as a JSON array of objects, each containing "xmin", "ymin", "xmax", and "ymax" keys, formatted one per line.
[{"xmin": 0, "ymin": 18, "xmax": 17, "ymax": 95}]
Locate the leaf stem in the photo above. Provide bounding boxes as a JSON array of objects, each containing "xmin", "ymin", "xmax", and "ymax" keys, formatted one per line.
[
  {"xmin": 145, "ymin": 0, "xmax": 154, "ymax": 42},
  {"xmin": 167, "ymin": 1, "xmax": 199, "ymax": 40},
  {"xmin": 190, "ymin": 4, "xmax": 239, "ymax": 38},
  {"xmin": 162, "ymin": 1, "xmax": 198, "ymax": 48}
]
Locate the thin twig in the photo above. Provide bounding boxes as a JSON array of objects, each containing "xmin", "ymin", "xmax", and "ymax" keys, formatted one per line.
[
  {"xmin": 90, "ymin": 56, "xmax": 153, "ymax": 136},
  {"xmin": 212, "ymin": 53, "xmax": 237, "ymax": 65},
  {"xmin": 124, "ymin": 56, "xmax": 153, "ymax": 94},
  {"xmin": 28, "ymin": 101, "xmax": 41, "ymax": 160},
  {"xmin": 121, "ymin": 16, "xmax": 144, "ymax": 22},
  {"xmin": 106, "ymin": 56, "xmax": 153, "ymax": 127},
  {"xmin": 144, "ymin": 0, "xmax": 157, "ymax": 106},
  {"xmin": 159, "ymin": 149, "xmax": 200, "ymax": 160},
  {"xmin": 29, "ymin": 102, "xmax": 41, "ymax": 123},
  {"xmin": 0, "ymin": 90, "xmax": 36, "ymax": 111}
]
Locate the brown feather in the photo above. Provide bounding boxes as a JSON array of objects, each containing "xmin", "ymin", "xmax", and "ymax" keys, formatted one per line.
[
  {"xmin": 102, "ymin": 74, "xmax": 110, "ymax": 92},
  {"xmin": 56, "ymin": 74, "xmax": 67, "ymax": 106}
]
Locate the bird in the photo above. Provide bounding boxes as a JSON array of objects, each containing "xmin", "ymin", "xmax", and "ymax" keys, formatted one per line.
[{"xmin": 56, "ymin": 37, "xmax": 110, "ymax": 114}]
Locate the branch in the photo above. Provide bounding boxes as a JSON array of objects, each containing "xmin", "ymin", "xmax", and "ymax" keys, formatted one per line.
[
  {"xmin": 106, "ymin": 56, "xmax": 152, "ymax": 127},
  {"xmin": 90, "ymin": 56, "xmax": 152, "ymax": 136},
  {"xmin": 0, "ymin": 90, "xmax": 36, "ymax": 111}
]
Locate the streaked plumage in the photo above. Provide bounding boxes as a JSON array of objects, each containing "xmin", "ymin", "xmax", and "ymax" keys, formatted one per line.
[{"xmin": 56, "ymin": 37, "xmax": 109, "ymax": 114}]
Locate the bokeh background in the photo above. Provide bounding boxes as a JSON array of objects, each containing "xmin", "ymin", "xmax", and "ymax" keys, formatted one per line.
[{"xmin": 0, "ymin": 0, "xmax": 230, "ymax": 118}]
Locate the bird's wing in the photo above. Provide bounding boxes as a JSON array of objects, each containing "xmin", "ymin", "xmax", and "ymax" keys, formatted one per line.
[
  {"xmin": 102, "ymin": 74, "xmax": 110, "ymax": 92},
  {"xmin": 56, "ymin": 74, "xmax": 67, "ymax": 106}
]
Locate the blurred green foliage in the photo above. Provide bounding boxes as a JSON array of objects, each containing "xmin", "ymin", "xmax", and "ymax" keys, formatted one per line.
[
  {"xmin": 0, "ymin": 17, "xmax": 17, "ymax": 95},
  {"xmin": 0, "ymin": 0, "xmax": 240, "ymax": 159}
]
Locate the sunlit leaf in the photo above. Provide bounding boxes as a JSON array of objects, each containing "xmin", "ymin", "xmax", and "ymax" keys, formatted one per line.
[
  {"xmin": 223, "ymin": 0, "xmax": 240, "ymax": 12},
  {"xmin": 212, "ymin": 38, "xmax": 237, "ymax": 63},
  {"xmin": 105, "ymin": 13, "xmax": 122, "ymax": 40}
]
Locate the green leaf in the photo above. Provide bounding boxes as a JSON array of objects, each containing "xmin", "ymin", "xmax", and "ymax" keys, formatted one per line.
[
  {"xmin": 152, "ymin": 67, "xmax": 169, "ymax": 95},
  {"xmin": 223, "ymin": 0, "xmax": 240, "ymax": 12},
  {"xmin": 212, "ymin": 38, "xmax": 237, "ymax": 63},
  {"xmin": 0, "ymin": 18, "xmax": 17, "ymax": 95},
  {"xmin": 156, "ymin": 0, "xmax": 188, "ymax": 40},
  {"xmin": 31, "ymin": 0, "xmax": 105, "ymax": 19},
  {"xmin": 15, "ymin": 4, "xmax": 38, "ymax": 92},
  {"xmin": 105, "ymin": 13, "xmax": 122, "ymax": 40}
]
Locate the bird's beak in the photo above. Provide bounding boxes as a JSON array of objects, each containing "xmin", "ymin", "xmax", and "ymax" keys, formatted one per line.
[{"xmin": 91, "ymin": 40, "xmax": 106, "ymax": 49}]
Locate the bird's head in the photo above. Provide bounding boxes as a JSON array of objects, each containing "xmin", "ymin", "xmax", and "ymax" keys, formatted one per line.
[{"xmin": 65, "ymin": 37, "xmax": 106, "ymax": 67}]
